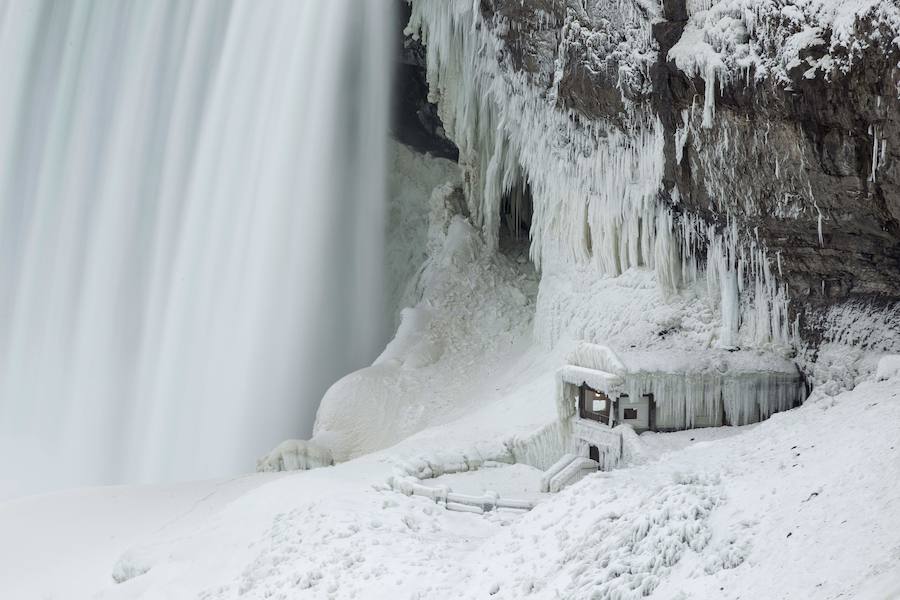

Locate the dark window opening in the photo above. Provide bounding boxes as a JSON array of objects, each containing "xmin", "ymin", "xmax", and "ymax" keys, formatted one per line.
[
  {"xmin": 643, "ymin": 393, "xmax": 656, "ymax": 431},
  {"xmin": 623, "ymin": 408, "xmax": 638, "ymax": 420},
  {"xmin": 588, "ymin": 445, "xmax": 600, "ymax": 463},
  {"xmin": 579, "ymin": 384, "xmax": 611, "ymax": 425}
]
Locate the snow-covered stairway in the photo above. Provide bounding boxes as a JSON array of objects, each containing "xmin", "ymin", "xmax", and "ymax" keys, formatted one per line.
[{"xmin": 541, "ymin": 454, "xmax": 599, "ymax": 493}]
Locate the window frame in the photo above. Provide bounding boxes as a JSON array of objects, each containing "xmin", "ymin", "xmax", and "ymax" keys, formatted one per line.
[{"xmin": 579, "ymin": 384, "xmax": 612, "ymax": 425}]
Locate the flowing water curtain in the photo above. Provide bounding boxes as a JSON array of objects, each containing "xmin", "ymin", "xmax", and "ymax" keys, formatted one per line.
[{"xmin": 0, "ymin": 0, "xmax": 393, "ymax": 495}]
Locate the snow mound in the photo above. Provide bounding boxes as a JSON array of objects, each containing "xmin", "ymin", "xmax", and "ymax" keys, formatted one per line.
[
  {"xmin": 876, "ymin": 355, "xmax": 900, "ymax": 381},
  {"xmin": 111, "ymin": 548, "xmax": 155, "ymax": 584},
  {"xmin": 256, "ymin": 439, "xmax": 333, "ymax": 472},
  {"xmin": 799, "ymin": 301, "xmax": 900, "ymax": 393}
]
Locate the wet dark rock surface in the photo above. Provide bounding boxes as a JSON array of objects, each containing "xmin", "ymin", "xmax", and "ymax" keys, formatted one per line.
[
  {"xmin": 392, "ymin": 1, "xmax": 458, "ymax": 161},
  {"xmin": 663, "ymin": 20, "xmax": 900, "ymax": 311}
]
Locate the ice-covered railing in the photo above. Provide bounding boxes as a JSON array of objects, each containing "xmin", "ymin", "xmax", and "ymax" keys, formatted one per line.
[
  {"xmin": 386, "ymin": 454, "xmax": 536, "ymax": 514},
  {"xmin": 406, "ymin": 0, "xmax": 801, "ymax": 349}
]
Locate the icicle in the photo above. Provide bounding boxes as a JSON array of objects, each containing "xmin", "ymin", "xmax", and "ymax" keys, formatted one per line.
[
  {"xmin": 702, "ymin": 62, "xmax": 717, "ymax": 129},
  {"xmin": 871, "ymin": 124, "xmax": 878, "ymax": 182},
  {"xmin": 719, "ymin": 267, "xmax": 740, "ymax": 349},
  {"xmin": 813, "ymin": 199, "xmax": 824, "ymax": 247}
]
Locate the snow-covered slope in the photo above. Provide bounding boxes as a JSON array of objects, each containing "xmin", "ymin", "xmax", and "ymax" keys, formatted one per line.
[
  {"xmin": 4, "ymin": 372, "xmax": 898, "ymax": 599},
  {"xmin": 2, "ymin": 138, "xmax": 898, "ymax": 599},
  {"xmin": 423, "ymin": 380, "xmax": 900, "ymax": 599},
  {"xmin": 0, "ymin": 473, "xmax": 285, "ymax": 599}
]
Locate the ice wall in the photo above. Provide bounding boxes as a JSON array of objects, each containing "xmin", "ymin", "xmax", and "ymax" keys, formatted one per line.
[
  {"xmin": 0, "ymin": 0, "xmax": 394, "ymax": 497},
  {"xmin": 624, "ymin": 370, "xmax": 804, "ymax": 429}
]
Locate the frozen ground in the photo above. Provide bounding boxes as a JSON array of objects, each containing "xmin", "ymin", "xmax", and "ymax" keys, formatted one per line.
[
  {"xmin": 2, "ymin": 378, "xmax": 898, "ymax": 599},
  {"xmin": 3, "ymin": 144, "xmax": 899, "ymax": 599},
  {"xmin": 0, "ymin": 473, "xmax": 285, "ymax": 599}
]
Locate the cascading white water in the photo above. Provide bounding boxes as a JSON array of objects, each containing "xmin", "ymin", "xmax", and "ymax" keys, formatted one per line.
[{"xmin": 0, "ymin": 0, "xmax": 394, "ymax": 497}]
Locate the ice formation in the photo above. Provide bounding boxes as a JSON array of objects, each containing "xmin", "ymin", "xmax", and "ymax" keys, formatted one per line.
[
  {"xmin": 407, "ymin": 0, "xmax": 798, "ymax": 352},
  {"xmin": 256, "ymin": 439, "xmax": 334, "ymax": 472},
  {"xmin": 406, "ymin": 1, "xmax": 666, "ymax": 270},
  {"xmin": 673, "ymin": 0, "xmax": 900, "ymax": 87},
  {"xmin": 622, "ymin": 369, "xmax": 804, "ymax": 428},
  {"xmin": 558, "ymin": 342, "xmax": 804, "ymax": 435},
  {"xmin": 798, "ymin": 302, "xmax": 900, "ymax": 392}
]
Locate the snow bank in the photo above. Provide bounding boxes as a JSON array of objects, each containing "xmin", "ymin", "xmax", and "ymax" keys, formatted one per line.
[
  {"xmin": 876, "ymin": 355, "xmax": 900, "ymax": 381},
  {"xmin": 7, "ymin": 369, "xmax": 900, "ymax": 600},
  {"xmin": 798, "ymin": 301, "xmax": 900, "ymax": 393},
  {"xmin": 256, "ymin": 439, "xmax": 333, "ymax": 472},
  {"xmin": 398, "ymin": 379, "xmax": 900, "ymax": 599}
]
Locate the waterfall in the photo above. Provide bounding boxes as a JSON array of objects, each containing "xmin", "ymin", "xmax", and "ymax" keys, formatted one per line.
[{"xmin": 0, "ymin": 0, "xmax": 394, "ymax": 497}]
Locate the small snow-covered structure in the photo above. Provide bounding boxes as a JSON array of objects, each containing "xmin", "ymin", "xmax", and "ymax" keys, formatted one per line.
[{"xmin": 548, "ymin": 343, "xmax": 807, "ymax": 486}]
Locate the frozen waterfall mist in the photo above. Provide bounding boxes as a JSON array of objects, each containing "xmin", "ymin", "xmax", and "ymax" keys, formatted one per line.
[{"xmin": 0, "ymin": 0, "xmax": 395, "ymax": 498}]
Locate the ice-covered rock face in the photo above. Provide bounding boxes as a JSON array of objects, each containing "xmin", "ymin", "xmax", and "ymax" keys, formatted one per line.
[
  {"xmin": 664, "ymin": 2, "xmax": 900, "ymax": 308},
  {"xmin": 402, "ymin": 0, "xmax": 900, "ymax": 352}
]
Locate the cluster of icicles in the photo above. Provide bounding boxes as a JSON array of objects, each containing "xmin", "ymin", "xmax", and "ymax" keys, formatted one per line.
[
  {"xmin": 623, "ymin": 370, "xmax": 804, "ymax": 428},
  {"xmin": 406, "ymin": 0, "xmax": 795, "ymax": 349}
]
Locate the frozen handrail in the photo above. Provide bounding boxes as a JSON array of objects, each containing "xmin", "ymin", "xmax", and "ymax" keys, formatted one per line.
[{"xmin": 387, "ymin": 475, "xmax": 536, "ymax": 514}]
